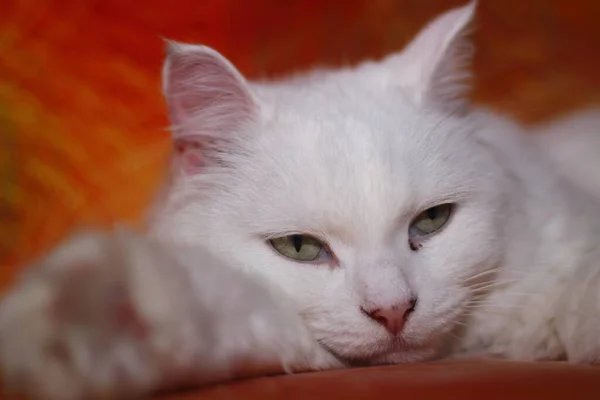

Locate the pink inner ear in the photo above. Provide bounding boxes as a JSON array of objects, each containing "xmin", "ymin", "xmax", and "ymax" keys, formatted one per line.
[
  {"xmin": 167, "ymin": 57, "xmax": 225, "ymax": 128},
  {"xmin": 173, "ymin": 138, "xmax": 206, "ymax": 175},
  {"xmin": 163, "ymin": 43, "xmax": 257, "ymax": 176},
  {"xmin": 165, "ymin": 46, "xmax": 256, "ymax": 138}
]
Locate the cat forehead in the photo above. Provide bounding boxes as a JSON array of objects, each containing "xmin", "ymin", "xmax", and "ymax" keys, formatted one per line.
[
  {"xmin": 223, "ymin": 89, "xmax": 479, "ymax": 236},
  {"xmin": 251, "ymin": 77, "xmax": 471, "ymax": 171},
  {"xmin": 253, "ymin": 69, "xmax": 409, "ymax": 122},
  {"xmin": 253, "ymin": 75, "xmax": 427, "ymax": 149}
]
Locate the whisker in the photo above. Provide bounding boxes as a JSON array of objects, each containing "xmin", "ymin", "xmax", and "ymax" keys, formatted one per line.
[
  {"xmin": 469, "ymin": 277, "xmax": 520, "ymax": 287},
  {"xmin": 466, "ymin": 303, "xmax": 507, "ymax": 308},
  {"xmin": 463, "ymin": 304, "xmax": 514, "ymax": 310},
  {"xmin": 462, "ymin": 303, "xmax": 521, "ymax": 311},
  {"xmin": 467, "ymin": 279, "xmax": 520, "ymax": 292},
  {"xmin": 452, "ymin": 320, "xmax": 469, "ymax": 328},
  {"xmin": 464, "ymin": 268, "xmax": 500, "ymax": 283},
  {"xmin": 465, "ymin": 266, "xmax": 565, "ymax": 287}
]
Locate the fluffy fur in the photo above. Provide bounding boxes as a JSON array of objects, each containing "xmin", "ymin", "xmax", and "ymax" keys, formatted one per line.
[{"xmin": 1, "ymin": 1, "xmax": 599, "ymax": 399}]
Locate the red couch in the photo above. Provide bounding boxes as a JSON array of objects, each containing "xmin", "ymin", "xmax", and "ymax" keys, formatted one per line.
[{"xmin": 160, "ymin": 360, "xmax": 600, "ymax": 399}]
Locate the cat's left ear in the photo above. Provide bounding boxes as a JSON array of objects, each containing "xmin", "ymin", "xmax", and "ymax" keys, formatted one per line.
[{"xmin": 381, "ymin": 1, "xmax": 477, "ymax": 113}]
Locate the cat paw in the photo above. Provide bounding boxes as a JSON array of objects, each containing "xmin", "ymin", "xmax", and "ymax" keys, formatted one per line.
[
  {"xmin": 0, "ymin": 229, "xmax": 342, "ymax": 399},
  {"xmin": 0, "ymin": 229, "xmax": 193, "ymax": 400}
]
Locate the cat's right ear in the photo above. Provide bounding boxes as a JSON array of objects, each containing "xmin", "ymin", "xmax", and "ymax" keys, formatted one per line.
[{"xmin": 162, "ymin": 41, "xmax": 259, "ymax": 175}]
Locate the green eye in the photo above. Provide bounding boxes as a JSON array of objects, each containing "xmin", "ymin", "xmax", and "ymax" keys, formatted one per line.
[
  {"xmin": 410, "ymin": 204, "xmax": 453, "ymax": 237},
  {"xmin": 270, "ymin": 234, "xmax": 324, "ymax": 261}
]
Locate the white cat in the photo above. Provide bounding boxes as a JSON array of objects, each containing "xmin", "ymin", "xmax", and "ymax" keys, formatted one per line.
[{"xmin": 1, "ymin": 1, "xmax": 599, "ymax": 399}]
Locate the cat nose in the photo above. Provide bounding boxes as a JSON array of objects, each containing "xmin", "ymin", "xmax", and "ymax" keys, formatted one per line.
[{"xmin": 361, "ymin": 298, "xmax": 417, "ymax": 335}]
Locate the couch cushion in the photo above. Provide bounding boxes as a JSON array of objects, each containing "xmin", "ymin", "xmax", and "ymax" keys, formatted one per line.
[{"xmin": 161, "ymin": 359, "xmax": 600, "ymax": 400}]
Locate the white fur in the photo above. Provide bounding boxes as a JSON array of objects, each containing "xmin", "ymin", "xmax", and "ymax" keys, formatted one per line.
[
  {"xmin": 0, "ymin": 230, "xmax": 338, "ymax": 399},
  {"xmin": 1, "ymin": 1, "xmax": 600, "ymax": 398}
]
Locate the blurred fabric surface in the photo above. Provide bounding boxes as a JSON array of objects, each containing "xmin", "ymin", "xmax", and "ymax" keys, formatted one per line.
[{"xmin": 1, "ymin": 0, "xmax": 599, "ymax": 287}]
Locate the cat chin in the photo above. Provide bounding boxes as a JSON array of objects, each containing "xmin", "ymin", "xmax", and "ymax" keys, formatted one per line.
[
  {"xmin": 372, "ymin": 348, "xmax": 440, "ymax": 365},
  {"xmin": 321, "ymin": 337, "xmax": 438, "ymax": 366},
  {"xmin": 338, "ymin": 348, "xmax": 437, "ymax": 367}
]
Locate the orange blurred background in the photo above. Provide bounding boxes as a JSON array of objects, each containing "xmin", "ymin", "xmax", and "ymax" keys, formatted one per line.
[{"xmin": 1, "ymin": 0, "xmax": 599, "ymax": 289}]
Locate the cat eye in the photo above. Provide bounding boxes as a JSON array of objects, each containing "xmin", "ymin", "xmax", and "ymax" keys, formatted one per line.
[
  {"xmin": 270, "ymin": 234, "xmax": 327, "ymax": 262},
  {"xmin": 409, "ymin": 203, "xmax": 453, "ymax": 238}
]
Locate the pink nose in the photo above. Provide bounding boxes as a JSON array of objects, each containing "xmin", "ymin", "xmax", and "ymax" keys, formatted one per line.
[{"xmin": 361, "ymin": 298, "xmax": 417, "ymax": 335}]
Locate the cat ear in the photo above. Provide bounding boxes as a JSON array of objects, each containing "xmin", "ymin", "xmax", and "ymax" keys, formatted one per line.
[
  {"xmin": 383, "ymin": 1, "xmax": 476, "ymax": 112},
  {"xmin": 162, "ymin": 41, "xmax": 259, "ymax": 174}
]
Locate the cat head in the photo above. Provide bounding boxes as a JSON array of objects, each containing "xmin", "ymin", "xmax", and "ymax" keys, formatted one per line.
[{"xmin": 154, "ymin": 0, "xmax": 506, "ymax": 364}]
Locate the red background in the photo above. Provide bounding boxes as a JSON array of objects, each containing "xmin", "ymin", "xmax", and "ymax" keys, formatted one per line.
[{"xmin": 1, "ymin": 0, "xmax": 599, "ymax": 288}]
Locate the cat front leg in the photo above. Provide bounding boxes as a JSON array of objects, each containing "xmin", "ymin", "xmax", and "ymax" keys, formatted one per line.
[{"xmin": 0, "ymin": 229, "xmax": 341, "ymax": 400}]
